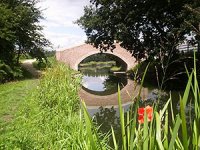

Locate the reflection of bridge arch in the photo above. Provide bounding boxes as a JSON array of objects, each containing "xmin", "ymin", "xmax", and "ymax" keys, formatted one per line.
[
  {"xmin": 79, "ymin": 79, "xmax": 150, "ymax": 106},
  {"xmin": 56, "ymin": 43, "xmax": 137, "ymax": 71}
]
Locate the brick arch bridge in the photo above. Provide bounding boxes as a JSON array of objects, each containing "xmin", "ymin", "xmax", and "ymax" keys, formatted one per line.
[
  {"xmin": 56, "ymin": 43, "xmax": 137, "ymax": 71},
  {"xmin": 56, "ymin": 43, "xmax": 144, "ymax": 106}
]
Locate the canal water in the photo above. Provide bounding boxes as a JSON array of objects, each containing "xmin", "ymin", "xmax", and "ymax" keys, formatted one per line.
[{"xmin": 78, "ymin": 60, "xmax": 192, "ymax": 143}]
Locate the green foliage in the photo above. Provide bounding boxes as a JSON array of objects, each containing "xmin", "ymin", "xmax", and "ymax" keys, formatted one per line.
[
  {"xmin": 32, "ymin": 60, "xmax": 47, "ymax": 70},
  {"xmin": 80, "ymin": 61, "xmax": 116, "ymax": 67},
  {"xmin": 0, "ymin": 79, "xmax": 38, "ymax": 124},
  {"xmin": 110, "ymin": 66, "xmax": 121, "ymax": 72},
  {"xmin": 0, "ymin": 61, "xmax": 23, "ymax": 83},
  {"xmin": 129, "ymin": 52, "xmax": 200, "ymax": 90},
  {"xmin": 81, "ymin": 52, "xmax": 200, "ymax": 149},
  {"xmin": 1, "ymin": 63, "xmax": 109, "ymax": 149},
  {"xmin": 19, "ymin": 53, "xmax": 32, "ymax": 60},
  {"xmin": 79, "ymin": 53, "xmax": 127, "ymax": 71},
  {"xmin": 0, "ymin": 0, "xmax": 50, "ymax": 82},
  {"xmin": 44, "ymin": 50, "xmax": 56, "ymax": 57},
  {"xmin": 32, "ymin": 56, "xmax": 57, "ymax": 70},
  {"xmin": 112, "ymin": 53, "xmax": 200, "ymax": 149},
  {"xmin": 77, "ymin": 0, "xmax": 200, "ymax": 60}
]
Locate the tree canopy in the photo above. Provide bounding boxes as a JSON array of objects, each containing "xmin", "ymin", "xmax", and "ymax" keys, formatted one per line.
[
  {"xmin": 0, "ymin": 0, "xmax": 50, "ymax": 82},
  {"xmin": 77, "ymin": 0, "xmax": 200, "ymax": 60},
  {"xmin": 0, "ymin": 0, "xmax": 50, "ymax": 64}
]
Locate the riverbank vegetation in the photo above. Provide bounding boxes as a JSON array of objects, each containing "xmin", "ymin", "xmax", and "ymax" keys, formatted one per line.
[
  {"xmin": 32, "ymin": 56, "xmax": 56, "ymax": 71},
  {"xmin": 83, "ymin": 53, "xmax": 200, "ymax": 149},
  {"xmin": 0, "ymin": 63, "xmax": 109, "ymax": 149},
  {"xmin": 0, "ymin": 55, "xmax": 199, "ymax": 149},
  {"xmin": 110, "ymin": 66, "xmax": 122, "ymax": 72},
  {"xmin": 79, "ymin": 53, "xmax": 127, "ymax": 72},
  {"xmin": 128, "ymin": 51, "xmax": 200, "ymax": 90},
  {"xmin": 79, "ymin": 60, "xmax": 122, "ymax": 72},
  {"xmin": 79, "ymin": 61, "xmax": 116, "ymax": 67}
]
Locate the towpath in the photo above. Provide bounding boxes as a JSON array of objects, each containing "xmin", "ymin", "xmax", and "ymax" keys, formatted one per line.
[{"xmin": 21, "ymin": 59, "xmax": 42, "ymax": 78}]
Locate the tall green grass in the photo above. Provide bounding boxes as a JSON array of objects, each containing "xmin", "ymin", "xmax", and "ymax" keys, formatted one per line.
[
  {"xmin": 1, "ymin": 55, "xmax": 199, "ymax": 149},
  {"xmin": 82, "ymin": 52, "xmax": 200, "ymax": 149},
  {"xmin": 0, "ymin": 63, "xmax": 109, "ymax": 149},
  {"xmin": 113, "ymin": 52, "xmax": 199, "ymax": 149}
]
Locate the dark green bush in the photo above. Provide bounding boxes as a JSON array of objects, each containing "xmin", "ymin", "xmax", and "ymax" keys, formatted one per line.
[
  {"xmin": 129, "ymin": 54, "xmax": 200, "ymax": 90},
  {"xmin": 0, "ymin": 61, "xmax": 23, "ymax": 83}
]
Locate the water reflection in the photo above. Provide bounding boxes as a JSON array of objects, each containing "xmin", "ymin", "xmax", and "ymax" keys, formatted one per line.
[
  {"xmin": 80, "ymin": 67, "xmax": 128, "ymax": 95},
  {"xmin": 92, "ymin": 107, "xmax": 120, "ymax": 133},
  {"xmin": 78, "ymin": 59, "xmax": 194, "ymax": 148},
  {"xmin": 87, "ymin": 104, "xmax": 131, "ymax": 135},
  {"xmin": 82, "ymin": 74, "xmax": 127, "ymax": 95}
]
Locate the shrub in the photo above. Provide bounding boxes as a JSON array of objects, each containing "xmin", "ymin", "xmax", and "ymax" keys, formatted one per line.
[
  {"xmin": 129, "ymin": 54, "xmax": 200, "ymax": 90},
  {"xmin": 0, "ymin": 61, "xmax": 23, "ymax": 83}
]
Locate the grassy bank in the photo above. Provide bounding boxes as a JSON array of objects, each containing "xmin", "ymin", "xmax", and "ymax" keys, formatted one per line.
[
  {"xmin": 0, "ymin": 63, "xmax": 109, "ymax": 149},
  {"xmin": 79, "ymin": 61, "xmax": 116, "ymax": 67},
  {"xmin": 0, "ymin": 79, "xmax": 38, "ymax": 124},
  {"xmin": 79, "ymin": 61, "xmax": 122, "ymax": 72},
  {"xmin": 0, "ymin": 79, "xmax": 39, "ymax": 147},
  {"xmin": 0, "ymin": 61, "xmax": 39, "ymax": 125}
]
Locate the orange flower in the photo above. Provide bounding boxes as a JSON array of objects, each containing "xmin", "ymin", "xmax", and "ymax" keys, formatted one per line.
[
  {"xmin": 138, "ymin": 105, "xmax": 153, "ymax": 124},
  {"xmin": 138, "ymin": 107, "xmax": 145, "ymax": 115},
  {"xmin": 138, "ymin": 114, "xmax": 144, "ymax": 124}
]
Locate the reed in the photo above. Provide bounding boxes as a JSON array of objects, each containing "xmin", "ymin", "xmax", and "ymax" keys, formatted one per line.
[
  {"xmin": 1, "ymin": 53, "xmax": 199, "ymax": 149},
  {"xmin": 82, "ymin": 52, "xmax": 200, "ymax": 149},
  {"xmin": 111, "ymin": 52, "xmax": 200, "ymax": 149}
]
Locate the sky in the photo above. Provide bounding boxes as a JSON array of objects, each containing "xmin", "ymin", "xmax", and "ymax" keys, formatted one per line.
[{"xmin": 38, "ymin": 0, "xmax": 90, "ymax": 50}]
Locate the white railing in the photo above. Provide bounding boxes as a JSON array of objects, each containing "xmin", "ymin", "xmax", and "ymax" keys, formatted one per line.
[{"xmin": 177, "ymin": 43, "xmax": 198, "ymax": 52}]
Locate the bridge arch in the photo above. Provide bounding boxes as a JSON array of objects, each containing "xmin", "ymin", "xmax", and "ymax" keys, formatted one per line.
[
  {"xmin": 78, "ymin": 52, "xmax": 128, "ymax": 71},
  {"xmin": 56, "ymin": 43, "xmax": 137, "ymax": 71}
]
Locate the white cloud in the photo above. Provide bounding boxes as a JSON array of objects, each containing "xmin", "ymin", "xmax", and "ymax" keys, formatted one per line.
[
  {"xmin": 37, "ymin": 0, "xmax": 90, "ymax": 50},
  {"xmin": 44, "ymin": 31, "xmax": 87, "ymax": 49}
]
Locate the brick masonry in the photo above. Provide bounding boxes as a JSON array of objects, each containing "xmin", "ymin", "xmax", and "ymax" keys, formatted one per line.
[
  {"xmin": 56, "ymin": 43, "xmax": 144, "ymax": 106},
  {"xmin": 56, "ymin": 43, "xmax": 137, "ymax": 71}
]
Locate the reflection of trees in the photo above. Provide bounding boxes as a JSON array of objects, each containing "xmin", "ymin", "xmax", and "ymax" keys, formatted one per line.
[
  {"xmin": 93, "ymin": 106, "xmax": 130, "ymax": 147},
  {"xmin": 102, "ymin": 75, "xmax": 117, "ymax": 91},
  {"xmin": 102, "ymin": 75, "xmax": 127, "ymax": 91},
  {"xmin": 79, "ymin": 67, "xmax": 110, "ymax": 77},
  {"xmin": 94, "ymin": 106, "xmax": 120, "ymax": 134}
]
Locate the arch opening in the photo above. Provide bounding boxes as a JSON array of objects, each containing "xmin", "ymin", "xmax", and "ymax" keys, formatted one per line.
[
  {"xmin": 78, "ymin": 53, "xmax": 128, "ymax": 72},
  {"xmin": 78, "ymin": 53, "xmax": 128, "ymax": 96}
]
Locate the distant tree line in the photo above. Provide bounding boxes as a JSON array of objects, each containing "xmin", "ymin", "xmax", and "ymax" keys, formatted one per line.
[{"xmin": 80, "ymin": 53, "xmax": 127, "ymax": 70}]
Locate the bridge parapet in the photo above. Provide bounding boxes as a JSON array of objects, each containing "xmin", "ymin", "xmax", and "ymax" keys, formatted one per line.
[{"xmin": 56, "ymin": 43, "xmax": 137, "ymax": 71}]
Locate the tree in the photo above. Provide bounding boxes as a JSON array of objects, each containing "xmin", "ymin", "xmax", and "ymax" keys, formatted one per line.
[
  {"xmin": 0, "ymin": 0, "xmax": 50, "ymax": 64},
  {"xmin": 0, "ymin": 0, "xmax": 50, "ymax": 82},
  {"xmin": 77, "ymin": 0, "xmax": 200, "ymax": 61},
  {"xmin": 182, "ymin": 2, "xmax": 200, "ymax": 52}
]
